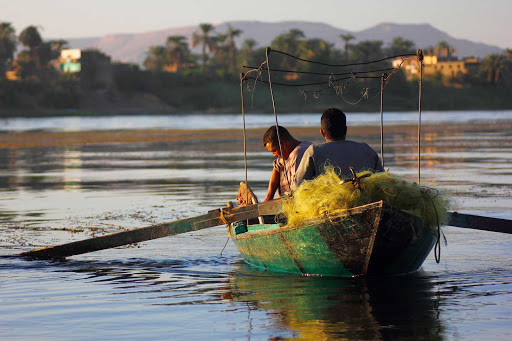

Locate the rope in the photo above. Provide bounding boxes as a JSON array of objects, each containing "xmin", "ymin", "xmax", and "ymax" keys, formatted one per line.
[
  {"xmin": 242, "ymin": 60, "xmax": 269, "ymax": 109},
  {"xmin": 272, "ymin": 49, "xmax": 416, "ymax": 67},
  {"xmin": 219, "ymin": 210, "xmax": 232, "ymax": 237},
  {"xmin": 266, "ymin": 47, "xmax": 292, "ymax": 193},
  {"xmin": 244, "ymin": 75, "xmax": 381, "ymax": 87},
  {"xmin": 427, "ymin": 188, "xmax": 442, "ymax": 264},
  {"xmin": 433, "ymin": 201, "xmax": 441, "ymax": 263},
  {"xmin": 341, "ymin": 167, "xmax": 372, "ymax": 189},
  {"xmin": 243, "ymin": 65, "xmax": 395, "ymax": 76},
  {"xmin": 243, "ymin": 54, "xmax": 417, "ymax": 111},
  {"xmin": 422, "ymin": 186, "xmax": 445, "ymax": 264},
  {"xmin": 297, "ymin": 56, "xmax": 414, "ymax": 96},
  {"xmin": 243, "ymin": 56, "xmax": 416, "ymax": 110},
  {"xmin": 220, "ymin": 237, "xmax": 230, "ymax": 256}
]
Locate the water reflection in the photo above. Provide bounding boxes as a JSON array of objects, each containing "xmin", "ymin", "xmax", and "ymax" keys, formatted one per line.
[
  {"xmin": 5, "ymin": 256, "xmax": 444, "ymax": 340},
  {"xmin": 225, "ymin": 264, "xmax": 443, "ymax": 340}
]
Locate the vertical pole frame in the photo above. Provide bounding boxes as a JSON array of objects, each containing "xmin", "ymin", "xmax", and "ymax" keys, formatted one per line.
[{"xmin": 417, "ymin": 49, "xmax": 424, "ymax": 184}]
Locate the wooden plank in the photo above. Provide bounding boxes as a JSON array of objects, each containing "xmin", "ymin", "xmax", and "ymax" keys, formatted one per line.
[
  {"xmin": 19, "ymin": 199, "xmax": 284, "ymax": 260},
  {"xmin": 446, "ymin": 211, "xmax": 512, "ymax": 234},
  {"xmin": 257, "ymin": 199, "xmax": 283, "ymax": 216}
]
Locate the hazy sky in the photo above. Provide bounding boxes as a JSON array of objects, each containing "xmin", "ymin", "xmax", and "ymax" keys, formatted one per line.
[{"xmin": 2, "ymin": 0, "xmax": 511, "ymax": 49}]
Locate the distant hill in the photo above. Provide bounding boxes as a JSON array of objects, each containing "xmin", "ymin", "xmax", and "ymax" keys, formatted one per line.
[
  {"xmin": 355, "ymin": 23, "xmax": 502, "ymax": 59},
  {"xmin": 65, "ymin": 21, "xmax": 504, "ymax": 66}
]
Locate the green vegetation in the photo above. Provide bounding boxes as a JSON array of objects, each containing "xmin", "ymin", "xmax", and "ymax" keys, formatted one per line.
[{"xmin": 1, "ymin": 21, "xmax": 511, "ymax": 116}]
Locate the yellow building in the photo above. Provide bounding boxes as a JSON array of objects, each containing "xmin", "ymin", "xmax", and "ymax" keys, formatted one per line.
[{"xmin": 392, "ymin": 55, "xmax": 479, "ymax": 81}]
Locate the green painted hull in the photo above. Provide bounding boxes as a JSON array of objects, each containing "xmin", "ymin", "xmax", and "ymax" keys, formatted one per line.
[{"xmin": 230, "ymin": 201, "xmax": 437, "ymax": 277}]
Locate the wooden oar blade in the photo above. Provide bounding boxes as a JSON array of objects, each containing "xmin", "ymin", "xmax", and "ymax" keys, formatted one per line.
[{"xmin": 446, "ymin": 211, "xmax": 512, "ymax": 234}]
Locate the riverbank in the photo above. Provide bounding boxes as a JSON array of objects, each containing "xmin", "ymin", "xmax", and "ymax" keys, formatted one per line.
[{"xmin": 1, "ymin": 77, "xmax": 511, "ymax": 117}]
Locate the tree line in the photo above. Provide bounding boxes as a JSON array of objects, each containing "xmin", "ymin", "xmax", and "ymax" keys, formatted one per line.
[
  {"xmin": 1, "ymin": 21, "xmax": 511, "ymax": 113},
  {"xmin": 142, "ymin": 22, "xmax": 512, "ymax": 87}
]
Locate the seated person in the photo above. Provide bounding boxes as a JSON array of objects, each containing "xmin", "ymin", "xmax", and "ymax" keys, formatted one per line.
[
  {"xmin": 262, "ymin": 125, "xmax": 312, "ymax": 201},
  {"xmin": 293, "ymin": 108, "xmax": 384, "ymax": 190}
]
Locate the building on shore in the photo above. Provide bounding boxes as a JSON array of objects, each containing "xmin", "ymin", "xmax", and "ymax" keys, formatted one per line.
[
  {"xmin": 392, "ymin": 45, "xmax": 479, "ymax": 83},
  {"xmin": 60, "ymin": 49, "xmax": 113, "ymax": 89}
]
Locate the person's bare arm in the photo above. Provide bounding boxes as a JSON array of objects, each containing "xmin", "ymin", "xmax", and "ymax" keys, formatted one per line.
[{"xmin": 264, "ymin": 168, "xmax": 280, "ymax": 201}]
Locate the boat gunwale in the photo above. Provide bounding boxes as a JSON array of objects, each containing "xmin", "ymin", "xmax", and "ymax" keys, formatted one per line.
[{"xmin": 231, "ymin": 201, "xmax": 385, "ymax": 240}]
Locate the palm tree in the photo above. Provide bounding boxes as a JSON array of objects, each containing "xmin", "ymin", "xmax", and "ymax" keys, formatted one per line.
[
  {"xmin": 212, "ymin": 33, "xmax": 229, "ymax": 74},
  {"xmin": 303, "ymin": 38, "xmax": 333, "ymax": 61},
  {"xmin": 242, "ymin": 39, "xmax": 257, "ymax": 52},
  {"xmin": 166, "ymin": 35, "xmax": 190, "ymax": 73},
  {"xmin": 19, "ymin": 26, "xmax": 43, "ymax": 63},
  {"xmin": 350, "ymin": 40, "xmax": 384, "ymax": 63},
  {"xmin": 481, "ymin": 54, "xmax": 509, "ymax": 84},
  {"xmin": 143, "ymin": 45, "xmax": 167, "ymax": 71},
  {"xmin": 0, "ymin": 22, "xmax": 17, "ymax": 77},
  {"xmin": 270, "ymin": 29, "xmax": 305, "ymax": 69},
  {"xmin": 271, "ymin": 29, "xmax": 304, "ymax": 53},
  {"xmin": 192, "ymin": 23, "xmax": 216, "ymax": 72},
  {"xmin": 387, "ymin": 37, "xmax": 416, "ymax": 56},
  {"xmin": 239, "ymin": 39, "xmax": 257, "ymax": 69},
  {"xmin": 340, "ymin": 33, "xmax": 355, "ymax": 60},
  {"xmin": 226, "ymin": 25, "xmax": 242, "ymax": 75}
]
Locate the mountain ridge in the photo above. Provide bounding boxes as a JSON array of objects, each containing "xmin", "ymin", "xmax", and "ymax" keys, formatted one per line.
[{"xmin": 65, "ymin": 21, "xmax": 503, "ymax": 66}]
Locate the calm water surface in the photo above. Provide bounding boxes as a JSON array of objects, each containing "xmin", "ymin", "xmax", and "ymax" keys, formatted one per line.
[{"xmin": 1, "ymin": 111, "xmax": 511, "ymax": 340}]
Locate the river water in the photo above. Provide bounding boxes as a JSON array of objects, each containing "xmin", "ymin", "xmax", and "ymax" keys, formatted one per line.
[{"xmin": 0, "ymin": 110, "xmax": 511, "ymax": 340}]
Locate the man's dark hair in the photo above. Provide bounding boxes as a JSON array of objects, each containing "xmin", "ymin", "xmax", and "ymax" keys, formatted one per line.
[
  {"xmin": 262, "ymin": 125, "xmax": 293, "ymax": 146},
  {"xmin": 321, "ymin": 108, "xmax": 347, "ymax": 140}
]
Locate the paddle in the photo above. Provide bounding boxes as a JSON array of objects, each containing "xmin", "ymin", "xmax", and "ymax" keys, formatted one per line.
[
  {"xmin": 20, "ymin": 199, "xmax": 283, "ymax": 260},
  {"xmin": 446, "ymin": 211, "xmax": 512, "ymax": 234}
]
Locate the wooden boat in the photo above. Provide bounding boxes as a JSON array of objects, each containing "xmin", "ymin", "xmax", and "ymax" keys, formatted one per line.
[
  {"xmin": 229, "ymin": 200, "xmax": 437, "ymax": 277},
  {"xmin": 20, "ymin": 186, "xmax": 508, "ymax": 271}
]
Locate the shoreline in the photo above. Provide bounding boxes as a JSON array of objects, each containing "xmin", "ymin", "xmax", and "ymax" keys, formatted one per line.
[
  {"xmin": 1, "ymin": 107, "xmax": 511, "ymax": 118},
  {"xmin": 1, "ymin": 121, "xmax": 511, "ymax": 149}
]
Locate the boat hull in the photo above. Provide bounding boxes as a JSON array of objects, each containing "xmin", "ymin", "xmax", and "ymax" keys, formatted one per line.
[{"xmin": 230, "ymin": 201, "xmax": 437, "ymax": 277}]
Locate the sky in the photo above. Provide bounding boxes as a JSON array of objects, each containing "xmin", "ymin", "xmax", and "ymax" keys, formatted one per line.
[{"xmin": 2, "ymin": 0, "xmax": 511, "ymax": 49}]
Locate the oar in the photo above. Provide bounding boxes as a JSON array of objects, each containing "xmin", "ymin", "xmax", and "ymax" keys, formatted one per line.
[
  {"xmin": 446, "ymin": 211, "xmax": 512, "ymax": 234},
  {"xmin": 20, "ymin": 199, "xmax": 283, "ymax": 260}
]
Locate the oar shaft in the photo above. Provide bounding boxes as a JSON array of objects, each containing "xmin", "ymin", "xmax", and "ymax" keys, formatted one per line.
[
  {"xmin": 20, "ymin": 209, "xmax": 223, "ymax": 259},
  {"xmin": 20, "ymin": 199, "xmax": 284, "ymax": 259},
  {"xmin": 446, "ymin": 211, "xmax": 512, "ymax": 234}
]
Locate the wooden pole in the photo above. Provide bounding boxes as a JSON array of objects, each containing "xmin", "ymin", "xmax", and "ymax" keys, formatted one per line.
[
  {"xmin": 417, "ymin": 49, "xmax": 424, "ymax": 184},
  {"xmin": 380, "ymin": 73, "xmax": 387, "ymax": 168}
]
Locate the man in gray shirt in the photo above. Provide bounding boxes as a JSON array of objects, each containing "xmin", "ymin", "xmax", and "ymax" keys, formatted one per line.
[{"xmin": 293, "ymin": 108, "xmax": 384, "ymax": 190}]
